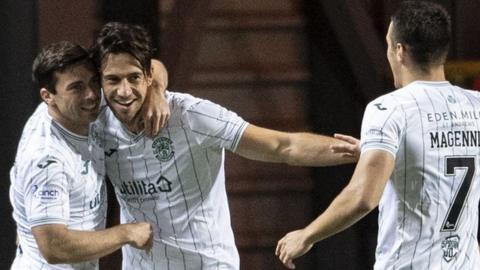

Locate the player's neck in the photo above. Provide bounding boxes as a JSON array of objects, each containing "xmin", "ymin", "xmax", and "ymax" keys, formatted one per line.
[
  {"xmin": 124, "ymin": 115, "xmax": 143, "ymax": 134},
  {"xmin": 401, "ymin": 65, "xmax": 446, "ymax": 87}
]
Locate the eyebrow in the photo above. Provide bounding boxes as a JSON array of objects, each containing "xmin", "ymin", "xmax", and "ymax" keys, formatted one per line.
[
  {"xmin": 66, "ymin": 80, "xmax": 84, "ymax": 90},
  {"xmin": 103, "ymin": 72, "xmax": 143, "ymax": 78},
  {"xmin": 102, "ymin": 74, "xmax": 119, "ymax": 79}
]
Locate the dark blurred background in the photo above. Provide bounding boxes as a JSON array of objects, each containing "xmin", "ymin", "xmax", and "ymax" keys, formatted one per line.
[{"xmin": 1, "ymin": 0, "xmax": 480, "ymax": 269}]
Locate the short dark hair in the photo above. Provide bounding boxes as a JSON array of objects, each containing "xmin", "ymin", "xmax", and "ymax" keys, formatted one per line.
[
  {"xmin": 32, "ymin": 41, "xmax": 91, "ymax": 94},
  {"xmin": 90, "ymin": 22, "xmax": 155, "ymax": 75},
  {"xmin": 391, "ymin": 1, "xmax": 451, "ymax": 70}
]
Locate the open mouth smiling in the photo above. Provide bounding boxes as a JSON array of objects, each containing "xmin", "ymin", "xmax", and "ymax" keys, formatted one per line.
[
  {"xmin": 82, "ymin": 103, "xmax": 99, "ymax": 112},
  {"xmin": 114, "ymin": 100, "xmax": 135, "ymax": 110}
]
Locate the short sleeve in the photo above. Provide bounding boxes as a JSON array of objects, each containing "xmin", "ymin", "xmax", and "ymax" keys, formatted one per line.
[
  {"xmin": 24, "ymin": 155, "xmax": 70, "ymax": 228},
  {"xmin": 183, "ymin": 99, "xmax": 248, "ymax": 151},
  {"xmin": 360, "ymin": 96, "xmax": 404, "ymax": 157}
]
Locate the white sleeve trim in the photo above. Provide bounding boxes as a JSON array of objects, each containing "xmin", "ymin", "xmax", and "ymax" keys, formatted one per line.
[
  {"xmin": 29, "ymin": 218, "xmax": 68, "ymax": 229},
  {"xmin": 361, "ymin": 144, "xmax": 397, "ymax": 159}
]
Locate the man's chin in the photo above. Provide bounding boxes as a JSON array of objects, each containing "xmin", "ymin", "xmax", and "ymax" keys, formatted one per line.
[
  {"xmin": 113, "ymin": 105, "xmax": 141, "ymax": 123},
  {"xmin": 83, "ymin": 111, "xmax": 99, "ymax": 122},
  {"xmin": 113, "ymin": 112, "xmax": 134, "ymax": 126}
]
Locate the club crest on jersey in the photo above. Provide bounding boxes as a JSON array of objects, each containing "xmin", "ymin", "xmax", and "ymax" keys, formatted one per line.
[
  {"xmin": 441, "ymin": 235, "xmax": 460, "ymax": 262},
  {"xmin": 152, "ymin": 137, "xmax": 174, "ymax": 162},
  {"xmin": 447, "ymin": 95, "xmax": 456, "ymax": 104}
]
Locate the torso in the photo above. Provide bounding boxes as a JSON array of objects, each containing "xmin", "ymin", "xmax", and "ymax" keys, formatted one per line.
[
  {"xmin": 361, "ymin": 81, "xmax": 480, "ymax": 269},
  {"xmin": 10, "ymin": 103, "xmax": 106, "ymax": 270},
  {"xmin": 97, "ymin": 91, "xmax": 248, "ymax": 270}
]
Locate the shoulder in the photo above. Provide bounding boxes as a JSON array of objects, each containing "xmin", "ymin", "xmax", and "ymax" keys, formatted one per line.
[
  {"xmin": 13, "ymin": 147, "xmax": 71, "ymax": 188},
  {"xmin": 365, "ymin": 90, "xmax": 401, "ymax": 116},
  {"xmin": 24, "ymin": 136, "xmax": 73, "ymax": 168},
  {"xmin": 370, "ymin": 85, "xmax": 416, "ymax": 105},
  {"xmin": 366, "ymin": 85, "xmax": 429, "ymax": 118},
  {"xmin": 167, "ymin": 91, "xmax": 232, "ymax": 123},
  {"xmin": 361, "ymin": 90, "xmax": 410, "ymax": 136},
  {"xmin": 167, "ymin": 90, "xmax": 210, "ymax": 112},
  {"xmin": 458, "ymin": 87, "xmax": 480, "ymax": 101},
  {"xmin": 19, "ymin": 103, "xmax": 49, "ymax": 136},
  {"xmin": 17, "ymin": 108, "xmax": 70, "ymax": 159}
]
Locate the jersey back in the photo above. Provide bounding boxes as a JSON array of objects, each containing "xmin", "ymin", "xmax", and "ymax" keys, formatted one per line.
[{"xmin": 361, "ymin": 81, "xmax": 480, "ymax": 269}]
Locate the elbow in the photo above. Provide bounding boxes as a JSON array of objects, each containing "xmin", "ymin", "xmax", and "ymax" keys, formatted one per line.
[
  {"xmin": 42, "ymin": 252, "xmax": 63, "ymax": 264},
  {"xmin": 33, "ymin": 225, "xmax": 76, "ymax": 264},
  {"xmin": 270, "ymin": 145, "xmax": 292, "ymax": 165},
  {"xmin": 354, "ymin": 198, "xmax": 377, "ymax": 214},
  {"xmin": 347, "ymin": 186, "xmax": 379, "ymax": 215},
  {"xmin": 282, "ymin": 147, "xmax": 302, "ymax": 166},
  {"xmin": 39, "ymin": 247, "xmax": 70, "ymax": 264}
]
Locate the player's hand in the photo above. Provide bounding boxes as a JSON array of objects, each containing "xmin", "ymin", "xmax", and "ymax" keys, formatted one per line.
[
  {"xmin": 330, "ymin": 133, "xmax": 360, "ymax": 161},
  {"xmin": 275, "ymin": 229, "xmax": 313, "ymax": 269},
  {"xmin": 126, "ymin": 222, "xmax": 154, "ymax": 252},
  {"xmin": 141, "ymin": 89, "xmax": 170, "ymax": 138},
  {"xmin": 141, "ymin": 60, "xmax": 170, "ymax": 138}
]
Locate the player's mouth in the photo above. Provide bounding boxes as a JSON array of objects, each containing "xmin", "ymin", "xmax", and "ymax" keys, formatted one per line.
[
  {"xmin": 114, "ymin": 99, "xmax": 136, "ymax": 110},
  {"xmin": 82, "ymin": 103, "xmax": 99, "ymax": 112}
]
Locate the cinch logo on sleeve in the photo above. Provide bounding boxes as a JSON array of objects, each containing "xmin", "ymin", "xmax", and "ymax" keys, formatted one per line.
[{"xmin": 32, "ymin": 185, "xmax": 61, "ymax": 202}]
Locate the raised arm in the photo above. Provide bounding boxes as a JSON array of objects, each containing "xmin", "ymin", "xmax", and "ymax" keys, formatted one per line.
[
  {"xmin": 234, "ymin": 124, "xmax": 359, "ymax": 166},
  {"xmin": 275, "ymin": 149, "xmax": 394, "ymax": 269},
  {"xmin": 142, "ymin": 59, "xmax": 170, "ymax": 137},
  {"xmin": 32, "ymin": 222, "xmax": 153, "ymax": 264}
]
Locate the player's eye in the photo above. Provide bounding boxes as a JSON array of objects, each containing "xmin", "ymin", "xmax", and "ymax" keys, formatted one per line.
[
  {"xmin": 103, "ymin": 76, "xmax": 120, "ymax": 85},
  {"xmin": 68, "ymin": 83, "xmax": 85, "ymax": 92},
  {"xmin": 128, "ymin": 74, "xmax": 142, "ymax": 83}
]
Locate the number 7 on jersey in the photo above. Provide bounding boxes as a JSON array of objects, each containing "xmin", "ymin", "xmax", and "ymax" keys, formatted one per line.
[{"xmin": 441, "ymin": 156, "xmax": 476, "ymax": 232}]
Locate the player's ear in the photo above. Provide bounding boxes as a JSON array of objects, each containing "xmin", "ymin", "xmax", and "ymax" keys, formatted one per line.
[
  {"xmin": 146, "ymin": 67, "xmax": 153, "ymax": 87},
  {"xmin": 396, "ymin": 43, "xmax": 406, "ymax": 63},
  {"xmin": 40, "ymin": 88, "xmax": 54, "ymax": 105}
]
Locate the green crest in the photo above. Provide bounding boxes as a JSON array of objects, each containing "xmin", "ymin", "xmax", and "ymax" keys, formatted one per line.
[{"xmin": 152, "ymin": 137, "xmax": 174, "ymax": 162}]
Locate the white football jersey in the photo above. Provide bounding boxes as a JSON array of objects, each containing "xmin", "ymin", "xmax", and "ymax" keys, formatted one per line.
[
  {"xmin": 9, "ymin": 103, "xmax": 107, "ymax": 270},
  {"xmin": 361, "ymin": 81, "xmax": 480, "ymax": 269},
  {"xmin": 97, "ymin": 91, "xmax": 248, "ymax": 270}
]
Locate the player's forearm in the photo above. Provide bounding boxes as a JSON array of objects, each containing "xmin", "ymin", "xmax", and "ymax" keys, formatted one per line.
[
  {"xmin": 303, "ymin": 184, "xmax": 373, "ymax": 245},
  {"xmin": 145, "ymin": 59, "xmax": 167, "ymax": 106},
  {"xmin": 303, "ymin": 153, "xmax": 391, "ymax": 245},
  {"xmin": 284, "ymin": 133, "xmax": 356, "ymax": 167},
  {"xmin": 142, "ymin": 59, "xmax": 170, "ymax": 136},
  {"xmin": 150, "ymin": 59, "xmax": 168, "ymax": 95},
  {"xmin": 236, "ymin": 126, "xmax": 356, "ymax": 165},
  {"xmin": 39, "ymin": 224, "xmax": 131, "ymax": 264}
]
